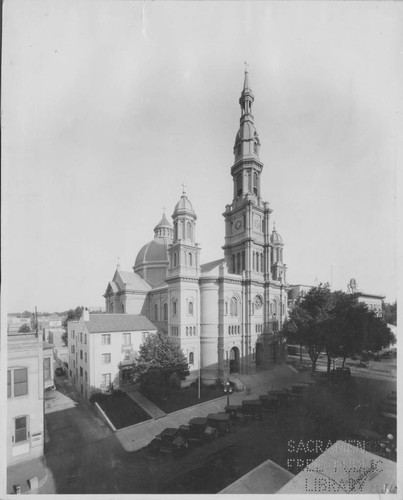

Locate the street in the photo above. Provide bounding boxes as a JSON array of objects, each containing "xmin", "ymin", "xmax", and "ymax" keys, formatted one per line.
[{"xmin": 41, "ymin": 370, "xmax": 396, "ymax": 494}]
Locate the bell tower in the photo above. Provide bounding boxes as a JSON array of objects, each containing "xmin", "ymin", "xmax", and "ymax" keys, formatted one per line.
[{"xmin": 223, "ymin": 67, "xmax": 272, "ymax": 280}]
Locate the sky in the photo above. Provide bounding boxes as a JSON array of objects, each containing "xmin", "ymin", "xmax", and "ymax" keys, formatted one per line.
[{"xmin": 2, "ymin": 1, "xmax": 401, "ymax": 313}]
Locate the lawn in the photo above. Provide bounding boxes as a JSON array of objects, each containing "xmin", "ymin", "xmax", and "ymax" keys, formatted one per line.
[
  {"xmin": 96, "ymin": 391, "xmax": 151, "ymax": 429},
  {"xmin": 145, "ymin": 383, "xmax": 226, "ymax": 413}
]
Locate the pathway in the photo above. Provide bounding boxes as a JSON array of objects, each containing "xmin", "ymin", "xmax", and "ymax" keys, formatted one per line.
[
  {"xmin": 115, "ymin": 364, "xmax": 302, "ymax": 452},
  {"xmin": 125, "ymin": 389, "xmax": 166, "ymax": 419}
]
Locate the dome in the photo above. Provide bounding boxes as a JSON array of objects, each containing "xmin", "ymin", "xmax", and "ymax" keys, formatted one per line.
[
  {"xmin": 134, "ymin": 237, "xmax": 171, "ymax": 268},
  {"xmin": 270, "ymin": 228, "xmax": 283, "ymax": 244},
  {"xmin": 173, "ymin": 194, "xmax": 196, "ymax": 218}
]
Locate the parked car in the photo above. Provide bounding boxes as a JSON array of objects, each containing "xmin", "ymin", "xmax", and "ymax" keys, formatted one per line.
[
  {"xmin": 241, "ymin": 399, "xmax": 264, "ymax": 420},
  {"xmin": 259, "ymin": 394, "xmax": 281, "ymax": 412},
  {"xmin": 179, "ymin": 417, "xmax": 218, "ymax": 445},
  {"xmin": 150, "ymin": 428, "xmax": 189, "ymax": 456},
  {"xmin": 55, "ymin": 367, "xmax": 66, "ymax": 376},
  {"xmin": 206, "ymin": 413, "xmax": 232, "ymax": 435},
  {"xmin": 329, "ymin": 367, "xmax": 352, "ymax": 381},
  {"xmin": 224, "ymin": 404, "xmax": 250, "ymax": 425},
  {"xmin": 268, "ymin": 389, "xmax": 289, "ymax": 405},
  {"xmin": 287, "ymin": 383, "xmax": 310, "ymax": 397}
]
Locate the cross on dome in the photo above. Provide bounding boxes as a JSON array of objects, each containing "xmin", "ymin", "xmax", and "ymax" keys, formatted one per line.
[{"xmin": 182, "ymin": 183, "xmax": 187, "ymax": 195}]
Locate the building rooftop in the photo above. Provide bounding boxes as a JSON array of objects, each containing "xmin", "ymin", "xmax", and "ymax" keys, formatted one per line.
[{"xmin": 84, "ymin": 314, "xmax": 157, "ymax": 333}]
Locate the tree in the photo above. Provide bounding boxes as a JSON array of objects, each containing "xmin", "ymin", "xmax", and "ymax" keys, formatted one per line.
[
  {"xmin": 283, "ymin": 285, "xmax": 395, "ymax": 374},
  {"xmin": 61, "ymin": 306, "xmax": 84, "ymax": 346},
  {"xmin": 132, "ymin": 332, "xmax": 190, "ymax": 399},
  {"xmin": 18, "ymin": 323, "xmax": 31, "ymax": 333},
  {"xmin": 283, "ymin": 284, "xmax": 332, "ymax": 374}
]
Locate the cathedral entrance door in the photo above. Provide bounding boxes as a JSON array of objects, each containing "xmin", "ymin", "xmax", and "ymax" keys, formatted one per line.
[
  {"xmin": 256, "ymin": 343, "xmax": 264, "ymax": 368},
  {"xmin": 229, "ymin": 347, "xmax": 240, "ymax": 373}
]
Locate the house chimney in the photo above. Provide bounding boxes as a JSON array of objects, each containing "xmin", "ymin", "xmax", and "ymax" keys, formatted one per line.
[{"xmin": 83, "ymin": 307, "xmax": 90, "ymax": 322}]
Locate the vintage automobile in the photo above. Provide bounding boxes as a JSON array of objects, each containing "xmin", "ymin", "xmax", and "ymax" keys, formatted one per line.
[
  {"xmin": 268, "ymin": 389, "xmax": 289, "ymax": 405},
  {"xmin": 150, "ymin": 427, "xmax": 189, "ymax": 456},
  {"xmin": 259, "ymin": 394, "xmax": 281, "ymax": 412},
  {"xmin": 329, "ymin": 367, "xmax": 352, "ymax": 382},
  {"xmin": 241, "ymin": 399, "xmax": 264, "ymax": 420},
  {"xmin": 55, "ymin": 366, "xmax": 66, "ymax": 376},
  {"xmin": 224, "ymin": 404, "xmax": 251, "ymax": 425},
  {"xmin": 179, "ymin": 417, "xmax": 218, "ymax": 445},
  {"xmin": 287, "ymin": 383, "xmax": 310, "ymax": 398},
  {"xmin": 206, "ymin": 413, "xmax": 232, "ymax": 435},
  {"xmin": 379, "ymin": 399, "xmax": 397, "ymax": 415}
]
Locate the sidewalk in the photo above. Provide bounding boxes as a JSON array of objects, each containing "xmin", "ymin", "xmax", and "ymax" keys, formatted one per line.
[
  {"xmin": 115, "ymin": 364, "xmax": 304, "ymax": 452},
  {"xmin": 7, "ymin": 456, "xmax": 50, "ymax": 495}
]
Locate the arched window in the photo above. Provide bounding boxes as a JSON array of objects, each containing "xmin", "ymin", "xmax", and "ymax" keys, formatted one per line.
[
  {"xmin": 225, "ymin": 302, "xmax": 228, "ymax": 315},
  {"xmin": 189, "ymin": 352, "xmax": 194, "ymax": 365},
  {"xmin": 153, "ymin": 304, "xmax": 158, "ymax": 320},
  {"xmin": 256, "ymin": 253, "xmax": 259, "ymax": 272},
  {"xmin": 187, "ymin": 222, "xmax": 192, "ymax": 241},
  {"xmin": 232, "ymin": 255, "xmax": 236, "ymax": 274},
  {"xmin": 121, "ymin": 303, "xmax": 125, "ymax": 313},
  {"xmin": 188, "ymin": 301, "xmax": 194, "ymax": 315},
  {"xmin": 228, "ymin": 326, "xmax": 231, "ymax": 335},
  {"xmin": 110, "ymin": 302, "xmax": 114, "ymax": 313},
  {"xmin": 173, "ymin": 222, "xmax": 178, "ymax": 241},
  {"xmin": 174, "ymin": 253, "xmax": 177, "ymax": 267},
  {"xmin": 186, "ymin": 327, "xmax": 188, "ymax": 336},
  {"xmin": 163, "ymin": 303, "xmax": 168, "ymax": 320},
  {"xmin": 189, "ymin": 253, "xmax": 193, "ymax": 266},
  {"xmin": 237, "ymin": 173, "xmax": 242, "ymax": 196},
  {"xmin": 173, "ymin": 300, "xmax": 177, "ymax": 315},
  {"xmin": 261, "ymin": 254, "xmax": 264, "ymax": 273},
  {"xmin": 253, "ymin": 172, "xmax": 258, "ymax": 195},
  {"xmin": 230, "ymin": 297, "xmax": 238, "ymax": 316}
]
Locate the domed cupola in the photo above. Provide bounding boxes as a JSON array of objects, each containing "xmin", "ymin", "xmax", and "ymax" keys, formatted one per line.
[
  {"xmin": 133, "ymin": 212, "xmax": 173, "ymax": 287},
  {"xmin": 270, "ymin": 224, "xmax": 283, "ymax": 245},
  {"xmin": 270, "ymin": 222, "xmax": 286, "ymax": 282},
  {"xmin": 172, "ymin": 186, "xmax": 197, "ymax": 245},
  {"xmin": 173, "ymin": 193, "xmax": 196, "ymax": 220},
  {"xmin": 154, "ymin": 212, "xmax": 173, "ymax": 239}
]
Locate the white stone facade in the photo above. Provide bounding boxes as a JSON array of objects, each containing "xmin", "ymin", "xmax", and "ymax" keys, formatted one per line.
[{"xmin": 103, "ymin": 71, "xmax": 289, "ymax": 385}]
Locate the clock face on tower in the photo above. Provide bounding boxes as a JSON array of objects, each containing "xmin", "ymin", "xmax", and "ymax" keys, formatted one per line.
[
  {"xmin": 234, "ymin": 219, "xmax": 242, "ymax": 230},
  {"xmin": 254, "ymin": 219, "xmax": 260, "ymax": 229}
]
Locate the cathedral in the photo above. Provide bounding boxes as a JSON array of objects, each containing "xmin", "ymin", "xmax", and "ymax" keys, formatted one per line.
[{"xmin": 104, "ymin": 69, "xmax": 289, "ymax": 384}]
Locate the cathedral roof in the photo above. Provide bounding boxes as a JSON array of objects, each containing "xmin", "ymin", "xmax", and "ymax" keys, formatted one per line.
[
  {"xmin": 118, "ymin": 270, "xmax": 151, "ymax": 291},
  {"xmin": 200, "ymin": 258, "xmax": 225, "ymax": 275},
  {"xmin": 134, "ymin": 237, "xmax": 172, "ymax": 268},
  {"xmin": 84, "ymin": 314, "xmax": 157, "ymax": 333}
]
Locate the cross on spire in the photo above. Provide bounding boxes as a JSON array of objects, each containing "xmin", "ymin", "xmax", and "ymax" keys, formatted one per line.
[
  {"xmin": 162, "ymin": 206, "xmax": 166, "ymax": 216},
  {"xmin": 244, "ymin": 61, "xmax": 249, "ymax": 73},
  {"xmin": 182, "ymin": 183, "xmax": 187, "ymax": 195},
  {"xmin": 117, "ymin": 257, "xmax": 120, "ymax": 270}
]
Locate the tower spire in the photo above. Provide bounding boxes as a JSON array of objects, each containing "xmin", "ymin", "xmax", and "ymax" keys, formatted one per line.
[{"xmin": 243, "ymin": 61, "xmax": 250, "ymax": 91}]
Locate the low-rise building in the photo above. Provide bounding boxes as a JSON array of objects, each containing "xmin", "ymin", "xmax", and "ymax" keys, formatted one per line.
[
  {"xmin": 354, "ymin": 291, "xmax": 384, "ymax": 318},
  {"xmin": 287, "ymin": 284, "xmax": 313, "ymax": 309},
  {"xmin": 67, "ymin": 309, "xmax": 157, "ymax": 400},
  {"xmin": 7, "ymin": 332, "xmax": 54, "ymax": 467}
]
